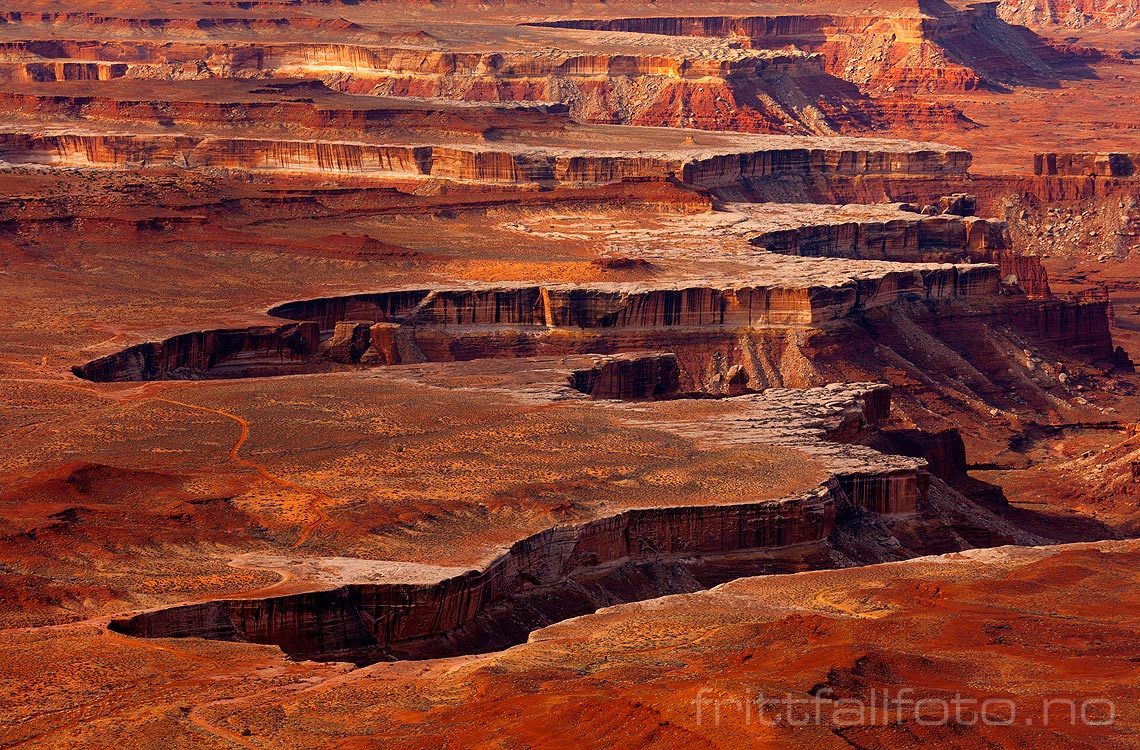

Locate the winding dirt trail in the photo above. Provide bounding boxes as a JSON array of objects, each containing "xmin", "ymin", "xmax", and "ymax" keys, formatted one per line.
[
  {"xmin": 152, "ymin": 396, "xmax": 333, "ymax": 548},
  {"xmin": 9, "ymin": 377, "xmax": 332, "ymax": 548}
]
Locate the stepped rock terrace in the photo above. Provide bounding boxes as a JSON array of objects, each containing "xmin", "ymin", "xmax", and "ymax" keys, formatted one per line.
[
  {"xmin": 0, "ymin": 122, "xmax": 971, "ymax": 186},
  {"xmin": 1, "ymin": 2, "xmax": 1137, "ymax": 744},
  {"xmin": 107, "ymin": 380, "xmax": 927, "ymax": 662},
  {"xmin": 72, "ymin": 266, "xmax": 999, "ymax": 383}
]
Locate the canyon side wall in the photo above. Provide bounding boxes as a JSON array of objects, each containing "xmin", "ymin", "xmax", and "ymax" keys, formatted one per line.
[
  {"xmin": 74, "ymin": 274, "xmax": 1003, "ymax": 382},
  {"xmin": 0, "ymin": 131, "xmax": 970, "ymax": 186},
  {"xmin": 72, "ymin": 323, "xmax": 320, "ymax": 382},
  {"xmin": 103, "ymin": 377, "xmax": 939, "ymax": 663},
  {"xmin": 751, "ymin": 213, "xmax": 1009, "ymax": 262},
  {"xmin": 528, "ymin": 4, "xmax": 1082, "ymax": 93},
  {"xmin": 110, "ymin": 483, "xmax": 842, "ymax": 660},
  {"xmin": 1035, "ymin": 152, "xmax": 1140, "ymax": 177},
  {"xmin": 0, "ymin": 40, "xmax": 886, "ymax": 135},
  {"xmin": 0, "ymin": 89, "xmax": 569, "ymax": 137},
  {"xmin": 1001, "ymin": 297, "xmax": 1116, "ymax": 360},
  {"xmin": 568, "ymin": 353, "xmax": 685, "ymax": 399}
]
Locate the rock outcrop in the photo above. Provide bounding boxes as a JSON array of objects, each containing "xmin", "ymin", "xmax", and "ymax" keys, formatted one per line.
[
  {"xmin": 106, "ymin": 382, "xmax": 927, "ymax": 662},
  {"xmin": 529, "ymin": 3, "xmax": 1090, "ymax": 93},
  {"xmin": 568, "ymin": 353, "xmax": 683, "ymax": 399},
  {"xmin": 73, "ymin": 272, "xmax": 1000, "ymax": 382},
  {"xmin": 0, "ymin": 129, "xmax": 971, "ymax": 186},
  {"xmin": 1035, "ymin": 152, "xmax": 1140, "ymax": 177}
]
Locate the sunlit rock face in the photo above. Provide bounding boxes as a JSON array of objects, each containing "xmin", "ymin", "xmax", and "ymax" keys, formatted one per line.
[{"xmin": 2, "ymin": 1, "xmax": 1137, "ymax": 746}]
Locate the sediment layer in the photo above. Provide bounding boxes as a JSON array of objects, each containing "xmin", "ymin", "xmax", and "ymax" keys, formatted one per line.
[
  {"xmin": 108, "ymin": 382, "xmax": 925, "ymax": 662},
  {"xmin": 110, "ymin": 482, "xmax": 841, "ymax": 660},
  {"xmin": 749, "ymin": 208, "xmax": 1009, "ymax": 262},
  {"xmin": 0, "ymin": 128, "xmax": 971, "ymax": 186},
  {"xmin": 744, "ymin": 204, "xmax": 1052, "ymax": 295},
  {"xmin": 0, "ymin": 84, "xmax": 571, "ymax": 136},
  {"xmin": 1034, "ymin": 152, "xmax": 1140, "ymax": 177},
  {"xmin": 0, "ymin": 35, "xmax": 882, "ymax": 134},
  {"xmin": 73, "ymin": 273, "xmax": 1000, "ymax": 382},
  {"xmin": 527, "ymin": 3, "xmax": 1084, "ymax": 92}
]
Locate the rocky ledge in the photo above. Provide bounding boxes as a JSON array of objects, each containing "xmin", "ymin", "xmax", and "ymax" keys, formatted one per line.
[
  {"xmin": 1034, "ymin": 152, "xmax": 1140, "ymax": 177},
  {"xmin": 108, "ymin": 382, "xmax": 928, "ymax": 663},
  {"xmin": 0, "ymin": 127, "xmax": 971, "ymax": 186},
  {"xmin": 73, "ymin": 271, "xmax": 999, "ymax": 382}
]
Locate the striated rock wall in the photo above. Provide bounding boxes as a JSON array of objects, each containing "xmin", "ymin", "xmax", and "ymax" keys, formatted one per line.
[
  {"xmin": 839, "ymin": 471, "xmax": 921, "ymax": 514},
  {"xmin": 0, "ymin": 40, "xmax": 776, "ymax": 81},
  {"xmin": 878, "ymin": 428, "xmax": 969, "ymax": 482},
  {"xmin": 275, "ymin": 276, "xmax": 999, "ymax": 332},
  {"xmin": 73, "ymin": 273, "xmax": 1001, "ymax": 382},
  {"xmin": 993, "ymin": 252, "xmax": 1051, "ymax": 296},
  {"xmin": 972, "ymin": 174, "xmax": 1140, "ymax": 207},
  {"xmin": 568, "ymin": 353, "xmax": 683, "ymax": 399},
  {"xmin": 1002, "ymin": 297, "xmax": 1115, "ymax": 360},
  {"xmin": 110, "ymin": 483, "xmax": 840, "ymax": 660},
  {"xmin": 1035, "ymin": 152, "xmax": 1140, "ymax": 177},
  {"xmin": 17, "ymin": 61, "xmax": 128, "ymax": 82},
  {"xmin": 72, "ymin": 323, "xmax": 320, "ymax": 382},
  {"xmin": 0, "ymin": 131, "xmax": 969, "ymax": 186},
  {"xmin": 752, "ymin": 213, "xmax": 1009, "ymax": 262},
  {"xmin": 529, "ymin": 4, "xmax": 1077, "ymax": 93},
  {"xmin": 0, "ymin": 89, "xmax": 568, "ymax": 136},
  {"xmin": 681, "ymin": 147, "xmax": 971, "ymax": 187},
  {"xmin": 0, "ymin": 40, "xmax": 881, "ymax": 135}
]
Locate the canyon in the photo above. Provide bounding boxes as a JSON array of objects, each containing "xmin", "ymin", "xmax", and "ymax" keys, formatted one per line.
[{"xmin": 0, "ymin": 0, "xmax": 1138, "ymax": 748}]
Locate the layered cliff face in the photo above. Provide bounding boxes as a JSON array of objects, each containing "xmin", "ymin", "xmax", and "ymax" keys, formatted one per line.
[
  {"xmin": 72, "ymin": 323, "xmax": 322, "ymax": 382},
  {"xmin": 0, "ymin": 39, "xmax": 885, "ymax": 135},
  {"xmin": 999, "ymin": 0, "xmax": 1140, "ymax": 29},
  {"xmin": 0, "ymin": 129, "xmax": 970, "ymax": 186},
  {"xmin": 1035, "ymin": 152, "xmax": 1140, "ymax": 177},
  {"xmin": 73, "ymin": 270, "xmax": 1001, "ymax": 382},
  {"xmin": 999, "ymin": 297, "xmax": 1116, "ymax": 359},
  {"xmin": 748, "ymin": 206, "xmax": 1055, "ymax": 295},
  {"xmin": 529, "ymin": 3, "xmax": 1089, "ymax": 93},
  {"xmin": 109, "ymin": 482, "xmax": 842, "ymax": 661},
  {"xmin": 98, "ymin": 353, "xmax": 1060, "ymax": 665},
  {"xmin": 0, "ymin": 86, "xmax": 571, "ymax": 137},
  {"xmin": 105, "ymin": 380, "xmax": 937, "ymax": 662},
  {"xmin": 568, "ymin": 353, "xmax": 685, "ymax": 399},
  {"xmin": 17, "ymin": 61, "xmax": 128, "ymax": 82},
  {"xmin": 750, "ymin": 210, "xmax": 1009, "ymax": 262},
  {"xmin": 679, "ymin": 145, "xmax": 971, "ymax": 186},
  {"xmin": 315, "ymin": 46, "xmax": 880, "ymax": 135},
  {"xmin": 68, "ymin": 174, "xmax": 1113, "ymax": 395}
]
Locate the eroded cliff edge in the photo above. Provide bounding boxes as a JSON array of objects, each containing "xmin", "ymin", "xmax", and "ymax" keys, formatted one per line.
[{"xmin": 109, "ymin": 381, "xmax": 1019, "ymax": 663}]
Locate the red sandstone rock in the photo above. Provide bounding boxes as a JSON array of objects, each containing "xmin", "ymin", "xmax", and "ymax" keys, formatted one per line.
[
  {"xmin": 1035, "ymin": 152, "xmax": 1140, "ymax": 177},
  {"xmin": 0, "ymin": 2, "xmax": 1137, "ymax": 746}
]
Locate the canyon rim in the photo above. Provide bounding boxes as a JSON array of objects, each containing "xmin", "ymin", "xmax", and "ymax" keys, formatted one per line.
[{"xmin": 1, "ymin": 0, "xmax": 1139, "ymax": 748}]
